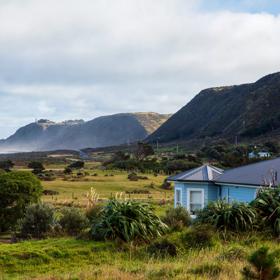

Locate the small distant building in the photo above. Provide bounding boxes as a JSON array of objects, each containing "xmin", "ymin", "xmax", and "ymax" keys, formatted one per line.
[
  {"xmin": 169, "ymin": 158, "xmax": 280, "ymax": 217},
  {"xmin": 249, "ymin": 151, "xmax": 271, "ymax": 159}
]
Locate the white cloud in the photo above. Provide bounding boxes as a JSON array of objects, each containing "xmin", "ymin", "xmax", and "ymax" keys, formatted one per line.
[{"xmin": 0, "ymin": 0, "xmax": 279, "ymax": 138}]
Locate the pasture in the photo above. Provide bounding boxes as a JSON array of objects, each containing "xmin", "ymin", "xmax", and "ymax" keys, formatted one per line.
[{"xmin": 0, "ymin": 232, "xmax": 279, "ymax": 280}]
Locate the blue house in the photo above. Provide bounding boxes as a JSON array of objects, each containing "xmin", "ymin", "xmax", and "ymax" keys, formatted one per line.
[
  {"xmin": 169, "ymin": 158, "xmax": 280, "ymax": 215},
  {"xmin": 248, "ymin": 151, "xmax": 271, "ymax": 159}
]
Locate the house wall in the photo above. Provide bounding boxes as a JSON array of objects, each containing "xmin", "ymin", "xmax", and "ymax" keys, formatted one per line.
[
  {"xmin": 174, "ymin": 183, "xmax": 187, "ymax": 208},
  {"xmin": 220, "ymin": 185, "xmax": 257, "ymax": 203},
  {"xmin": 174, "ymin": 182, "xmax": 218, "ymax": 209},
  {"xmin": 174, "ymin": 182, "xmax": 258, "ymax": 209}
]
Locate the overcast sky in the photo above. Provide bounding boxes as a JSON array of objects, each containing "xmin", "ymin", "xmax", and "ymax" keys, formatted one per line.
[{"xmin": 0, "ymin": 0, "xmax": 280, "ymax": 138}]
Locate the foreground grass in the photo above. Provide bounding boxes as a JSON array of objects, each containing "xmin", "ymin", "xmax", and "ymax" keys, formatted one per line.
[{"xmin": 0, "ymin": 233, "xmax": 279, "ymax": 280}]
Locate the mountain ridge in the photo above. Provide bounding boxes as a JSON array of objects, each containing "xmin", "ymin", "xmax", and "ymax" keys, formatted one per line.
[
  {"xmin": 148, "ymin": 72, "xmax": 280, "ymax": 143},
  {"xmin": 0, "ymin": 112, "xmax": 171, "ymax": 152}
]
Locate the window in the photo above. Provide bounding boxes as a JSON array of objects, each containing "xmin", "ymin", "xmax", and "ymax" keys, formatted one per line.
[
  {"xmin": 188, "ymin": 189, "xmax": 204, "ymax": 215},
  {"xmin": 175, "ymin": 189, "xmax": 182, "ymax": 206}
]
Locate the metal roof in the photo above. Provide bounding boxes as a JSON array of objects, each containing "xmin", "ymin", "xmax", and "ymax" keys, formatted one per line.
[
  {"xmin": 169, "ymin": 158, "xmax": 280, "ymax": 187},
  {"xmin": 168, "ymin": 165, "xmax": 224, "ymax": 182},
  {"xmin": 215, "ymin": 157, "xmax": 280, "ymax": 187}
]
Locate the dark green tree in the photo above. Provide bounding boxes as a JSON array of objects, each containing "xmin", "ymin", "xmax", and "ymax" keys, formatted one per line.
[
  {"xmin": 68, "ymin": 161, "xmax": 85, "ymax": 169},
  {"xmin": 0, "ymin": 171, "xmax": 42, "ymax": 232},
  {"xmin": 28, "ymin": 161, "xmax": 45, "ymax": 174},
  {"xmin": 0, "ymin": 160, "xmax": 14, "ymax": 172}
]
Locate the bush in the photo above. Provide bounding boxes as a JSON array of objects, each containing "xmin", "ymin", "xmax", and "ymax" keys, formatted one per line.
[
  {"xmin": 161, "ymin": 181, "xmax": 172, "ymax": 190},
  {"xmin": 196, "ymin": 200, "xmax": 256, "ymax": 232},
  {"xmin": 252, "ymin": 188, "xmax": 280, "ymax": 235},
  {"xmin": 59, "ymin": 207, "xmax": 89, "ymax": 236},
  {"xmin": 164, "ymin": 160, "xmax": 200, "ymax": 173},
  {"xmin": 28, "ymin": 161, "xmax": 45, "ymax": 174},
  {"xmin": 37, "ymin": 171, "xmax": 56, "ymax": 181},
  {"xmin": 163, "ymin": 207, "xmax": 191, "ymax": 231},
  {"xmin": 92, "ymin": 199, "xmax": 168, "ymax": 243},
  {"xmin": 181, "ymin": 224, "xmax": 215, "ymax": 249},
  {"xmin": 147, "ymin": 239, "xmax": 177, "ymax": 258},
  {"xmin": 0, "ymin": 171, "xmax": 42, "ymax": 232},
  {"xmin": 0, "ymin": 160, "xmax": 14, "ymax": 172},
  {"xmin": 241, "ymin": 247, "xmax": 280, "ymax": 280},
  {"xmin": 86, "ymin": 205, "xmax": 103, "ymax": 224},
  {"xmin": 127, "ymin": 172, "xmax": 139, "ymax": 181},
  {"xmin": 64, "ymin": 167, "xmax": 72, "ymax": 174},
  {"xmin": 43, "ymin": 189, "xmax": 59, "ymax": 196},
  {"xmin": 68, "ymin": 161, "xmax": 84, "ymax": 169},
  {"xmin": 18, "ymin": 203, "xmax": 55, "ymax": 239}
]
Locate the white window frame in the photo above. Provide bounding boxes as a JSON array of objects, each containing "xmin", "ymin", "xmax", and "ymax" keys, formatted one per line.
[
  {"xmin": 175, "ymin": 187, "xmax": 183, "ymax": 207},
  {"xmin": 187, "ymin": 188, "xmax": 205, "ymax": 216}
]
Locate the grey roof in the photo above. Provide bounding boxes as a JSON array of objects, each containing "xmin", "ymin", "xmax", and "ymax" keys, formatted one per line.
[
  {"xmin": 168, "ymin": 165, "xmax": 224, "ymax": 182},
  {"xmin": 215, "ymin": 157, "xmax": 280, "ymax": 187}
]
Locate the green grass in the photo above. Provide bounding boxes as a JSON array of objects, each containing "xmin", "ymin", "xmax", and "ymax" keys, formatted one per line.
[
  {"xmin": 41, "ymin": 169, "xmax": 172, "ymax": 210},
  {"xmin": 1, "ymin": 233, "xmax": 280, "ymax": 280}
]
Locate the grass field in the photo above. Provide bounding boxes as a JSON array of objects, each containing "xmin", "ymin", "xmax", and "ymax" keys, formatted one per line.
[
  {"xmin": 0, "ymin": 232, "xmax": 279, "ymax": 280},
  {"xmin": 40, "ymin": 167, "xmax": 172, "ymax": 216}
]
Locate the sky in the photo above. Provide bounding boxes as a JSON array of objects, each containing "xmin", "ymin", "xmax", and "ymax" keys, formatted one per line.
[{"xmin": 0, "ymin": 0, "xmax": 280, "ymax": 138}]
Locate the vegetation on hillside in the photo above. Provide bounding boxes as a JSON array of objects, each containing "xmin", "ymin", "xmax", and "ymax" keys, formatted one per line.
[{"xmin": 148, "ymin": 72, "xmax": 280, "ymax": 143}]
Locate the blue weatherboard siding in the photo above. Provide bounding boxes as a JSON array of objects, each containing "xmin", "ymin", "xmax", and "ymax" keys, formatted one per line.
[
  {"xmin": 174, "ymin": 182, "xmax": 186, "ymax": 208},
  {"xmin": 220, "ymin": 185, "xmax": 257, "ymax": 203},
  {"xmin": 174, "ymin": 182, "xmax": 258, "ymax": 209},
  {"xmin": 207, "ymin": 182, "xmax": 219, "ymax": 203},
  {"xmin": 174, "ymin": 182, "xmax": 219, "ymax": 208}
]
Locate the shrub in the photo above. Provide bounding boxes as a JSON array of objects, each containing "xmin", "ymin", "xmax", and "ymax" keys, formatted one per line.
[
  {"xmin": 86, "ymin": 204, "xmax": 103, "ymax": 224},
  {"xmin": 241, "ymin": 247, "xmax": 280, "ymax": 280},
  {"xmin": 163, "ymin": 207, "xmax": 191, "ymax": 231},
  {"xmin": 92, "ymin": 199, "xmax": 168, "ymax": 243},
  {"xmin": 68, "ymin": 161, "xmax": 85, "ymax": 169},
  {"xmin": 252, "ymin": 188, "xmax": 280, "ymax": 235},
  {"xmin": 0, "ymin": 171, "xmax": 42, "ymax": 232},
  {"xmin": 28, "ymin": 161, "xmax": 45, "ymax": 174},
  {"xmin": 0, "ymin": 160, "xmax": 14, "ymax": 172},
  {"xmin": 18, "ymin": 203, "xmax": 55, "ymax": 239},
  {"xmin": 161, "ymin": 181, "xmax": 172, "ymax": 190},
  {"xmin": 43, "ymin": 189, "xmax": 59, "ymax": 196},
  {"xmin": 59, "ymin": 207, "xmax": 89, "ymax": 236},
  {"xmin": 147, "ymin": 239, "xmax": 177, "ymax": 258},
  {"xmin": 64, "ymin": 167, "xmax": 72, "ymax": 174},
  {"xmin": 37, "ymin": 171, "xmax": 56, "ymax": 181},
  {"xmin": 181, "ymin": 224, "xmax": 215, "ymax": 249},
  {"xmin": 127, "ymin": 172, "xmax": 139, "ymax": 181},
  {"xmin": 196, "ymin": 200, "xmax": 256, "ymax": 232},
  {"xmin": 164, "ymin": 160, "xmax": 200, "ymax": 173}
]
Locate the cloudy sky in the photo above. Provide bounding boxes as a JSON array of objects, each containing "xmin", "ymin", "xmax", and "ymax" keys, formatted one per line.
[{"xmin": 0, "ymin": 0, "xmax": 280, "ymax": 138}]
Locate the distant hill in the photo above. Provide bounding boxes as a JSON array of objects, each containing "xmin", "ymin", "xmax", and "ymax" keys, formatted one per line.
[
  {"xmin": 0, "ymin": 113, "xmax": 170, "ymax": 152},
  {"xmin": 148, "ymin": 72, "xmax": 280, "ymax": 143}
]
